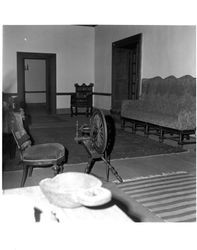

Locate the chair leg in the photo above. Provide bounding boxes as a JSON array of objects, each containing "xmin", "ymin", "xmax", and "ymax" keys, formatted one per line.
[
  {"xmin": 71, "ymin": 106, "xmax": 73, "ymax": 117},
  {"xmin": 60, "ymin": 164, "xmax": 64, "ymax": 173},
  {"xmin": 29, "ymin": 166, "xmax": 33, "ymax": 177},
  {"xmin": 121, "ymin": 118, "xmax": 125, "ymax": 129},
  {"xmin": 106, "ymin": 165, "xmax": 110, "ymax": 181},
  {"xmin": 21, "ymin": 165, "xmax": 29, "ymax": 187},
  {"xmin": 52, "ymin": 164, "xmax": 63, "ymax": 175}
]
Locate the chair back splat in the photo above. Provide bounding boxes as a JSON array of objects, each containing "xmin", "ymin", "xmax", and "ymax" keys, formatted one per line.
[
  {"xmin": 9, "ymin": 112, "xmax": 31, "ymax": 151},
  {"xmin": 70, "ymin": 83, "xmax": 94, "ymax": 117}
]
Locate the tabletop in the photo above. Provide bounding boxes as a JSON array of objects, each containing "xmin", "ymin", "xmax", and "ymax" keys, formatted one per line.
[{"xmin": 2, "ymin": 185, "xmax": 133, "ymax": 224}]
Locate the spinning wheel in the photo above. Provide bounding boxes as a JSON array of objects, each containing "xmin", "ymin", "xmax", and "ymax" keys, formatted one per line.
[
  {"xmin": 75, "ymin": 109, "xmax": 123, "ymax": 183},
  {"xmin": 90, "ymin": 108, "xmax": 107, "ymax": 154}
]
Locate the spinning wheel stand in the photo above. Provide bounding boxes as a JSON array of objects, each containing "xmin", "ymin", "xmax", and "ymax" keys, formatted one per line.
[{"xmin": 75, "ymin": 109, "xmax": 123, "ymax": 183}]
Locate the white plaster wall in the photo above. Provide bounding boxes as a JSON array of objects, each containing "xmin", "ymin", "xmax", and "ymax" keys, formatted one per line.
[
  {"xmin": 3, "ymin": 25, "xmax": 95, "ymax": 109},
  {"xmin": 3, "ymin": 25, "xmax": 196, "ymax": 111},
  {"xmin": 94, "ymin": 25, "xmax": 196, "ymax": 110}
]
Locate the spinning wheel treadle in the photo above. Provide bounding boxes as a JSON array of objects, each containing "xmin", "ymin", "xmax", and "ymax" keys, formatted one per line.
[{"xmin": 75, "ymin": 108, "xmax": 123, "ymax": 183}]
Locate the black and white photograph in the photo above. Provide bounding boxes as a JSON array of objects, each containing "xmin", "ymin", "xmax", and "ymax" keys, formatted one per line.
[{"xmin": 0, "ymin": 1, "xmax": 196, "ymax": 250}]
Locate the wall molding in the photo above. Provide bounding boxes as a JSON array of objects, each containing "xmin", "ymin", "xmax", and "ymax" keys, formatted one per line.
[
  {"xmin": 3, "ymin": 93, "xmax": 18, "ymax": 97},
  {"xmin": 57, "ymin": 92, "xmax": 111, "ymax": 96},
  {"xmin": 93, "ymin": 92, "xmax": 111, "ymax": 96},
  {"xmin": 4, "ymin": 92, "xmax": 112, "ymax": 97},
  {"xmin": 56, "ymin": 92, "xmax": 74, "ymax": 96}
]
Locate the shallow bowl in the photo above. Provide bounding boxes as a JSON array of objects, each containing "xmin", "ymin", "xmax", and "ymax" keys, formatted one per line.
[{"xmin": 39, "ymin": 172, "xmax": 112, "ymax": 208}]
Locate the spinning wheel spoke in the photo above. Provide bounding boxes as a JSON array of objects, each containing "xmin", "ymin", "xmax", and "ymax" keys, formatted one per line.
[{"xmin": 90, "ymin": 109, "xmax": 107, "ymax": 154}]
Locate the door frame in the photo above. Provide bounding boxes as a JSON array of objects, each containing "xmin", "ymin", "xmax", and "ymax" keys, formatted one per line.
[
  {"xmin": 111, "ymin": 33, "xmax": 142, "ymax": 112},
  {"xmin": 17, "ymin": 52, "xmax": 56, "ymax": 114}
]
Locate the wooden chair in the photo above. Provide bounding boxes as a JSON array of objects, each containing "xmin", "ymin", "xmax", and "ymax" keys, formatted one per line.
[
  {"xmin": 8, "ymin": 111, "xmax": 65, "ymax": 187},
  {"xmin": 70, "ymin": 83, "xmax": 93, "ymax": 117},
  {"xmin": 3, "ymin": 95, "xmax": 20, "ymax": 159}
]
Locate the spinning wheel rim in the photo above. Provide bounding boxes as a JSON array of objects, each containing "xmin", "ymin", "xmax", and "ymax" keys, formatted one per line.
[{"xmin": 90, "ymin": 109, "xmax": 108, "ymax": 154}]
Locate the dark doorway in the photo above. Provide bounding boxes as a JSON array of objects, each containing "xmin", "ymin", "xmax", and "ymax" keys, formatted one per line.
[
  {"xmin": 111, "ymin": 33, "xmax": 142, "ymax": 114},
  {"xmin": 17, "ymin": 52, "xmax": 56, "ymax": 115}
]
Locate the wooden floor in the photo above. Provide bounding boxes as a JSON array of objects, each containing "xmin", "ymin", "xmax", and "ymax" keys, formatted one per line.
[
  {"xmin": 2, "ymin": 109, "xmax": 196, "ymax": 223},
  {"xmin": 2, "ymin": 106, "xmax": 196, "ymax": 189},
  {"xmin": 2, "ymin": 149, "xmax": 196, "ymax": 189}
]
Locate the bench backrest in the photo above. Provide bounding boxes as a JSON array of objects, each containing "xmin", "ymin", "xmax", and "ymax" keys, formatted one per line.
[{"xmin": 140, "ymin": 75, "xmax": 196, "ymax": 115}]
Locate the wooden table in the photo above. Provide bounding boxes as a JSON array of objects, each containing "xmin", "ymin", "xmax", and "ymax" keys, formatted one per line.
[
  {"xmin": 2, "ymin": 185, "xmax": 133, "ymax": 224},
  {"xmin": 1, "ymin": 186, "xmax": 135, "ymax": 250}
]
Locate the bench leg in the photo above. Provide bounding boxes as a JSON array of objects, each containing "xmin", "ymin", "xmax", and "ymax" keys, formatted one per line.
[
  {"xmin": 145, "ymin": 124, "xmax": 149, "ymax": 137},
  {"xmin": 185, "ymin": 134, "xmax": 190, "ymax": 140},
  {"xmin": 159, "ymin": 127, "xmax": 164, "ymax": 143},
  {"xmin": 132, "ymin": 122, "xmax": 136, "ymax": 134},
  {"xmin": 178, "ymin": 132, "xmax": 184, "ymax": 146}
]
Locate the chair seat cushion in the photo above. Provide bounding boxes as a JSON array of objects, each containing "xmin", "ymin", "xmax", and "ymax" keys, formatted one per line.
[{"xmin": 23, "ymin": 143, "xmax": 65, "ymax": 163}]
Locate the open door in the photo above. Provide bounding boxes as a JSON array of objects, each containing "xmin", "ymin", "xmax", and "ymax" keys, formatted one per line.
[
  {"xmin": 111, "ymin": 33, "xmax": 142, "ymax": 114},
  {"xmin": 17, "ymin": 52, "xmax": 56, "ymax": 114},
  {"xmin": 112, "ymin": 47, "xmax": 130, "ymax": 111}
]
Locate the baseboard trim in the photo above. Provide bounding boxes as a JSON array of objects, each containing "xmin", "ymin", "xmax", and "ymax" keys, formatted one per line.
[
  {"xmin": 56, "ymin": 108, "xmax": 111, "ymax": 115},
  {"xmin": 56, "ymin": 108, "xmax": 70, "ymax": 114}
]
